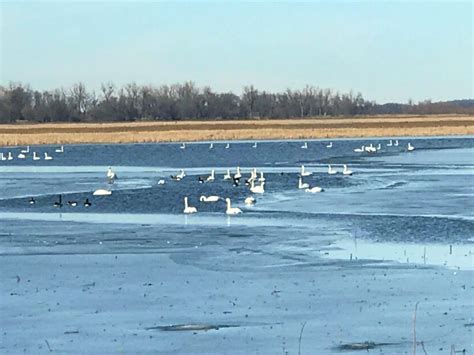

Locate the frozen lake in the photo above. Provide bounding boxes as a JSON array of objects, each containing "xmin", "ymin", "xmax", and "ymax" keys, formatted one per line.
[{"xmin": 0, "ymin": 137, "xmax": 473, "ymax": 354}]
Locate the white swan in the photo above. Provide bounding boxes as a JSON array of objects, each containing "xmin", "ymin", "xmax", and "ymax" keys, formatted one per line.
[
  {"xmin": 32, "ymin": 152, "xmax": 40, "ymax": 161},
  {"xmin": 223, "ymin": 169, "xmax": 232, "ymax": 180},
  {"xmin": 183, "ymin": 197, "xmax": 197, "ymax": 214},
  {"xmin": 44, "ymin": 152, "xmax": 53, "ymax": 160},
  {"xmin": 158, "ymin": 179, "xmax": 165, "ymax": 185},
  {"xmin": 177, "ymin": 169, "xmax": 186, "ymax": 179},
  {"xmin": 387, "ymin": 139, "xmax": 393, "ymax": 147},
  {"xmin": 258, "ymin": 172, "xmax": 265, "ymax": 182},
  {"xmin": 234, "ymin": 166, "xmax": 242, "ymax": 179},
  {"xmin": 200, "ymin": 195, "xmax": 220, "ymax": 202},
  {"xmin": 7, "ymin": 152, "xmax": 13, "ymax": 161},
  {"xmin": 298, "ymin": 177, "xmax": 309, "ymax": 189},
  {"xmin": 342, "ymin": 164, "xmax": 353, "ymax": 176},
  {"xmin": 245, "ymin": 196, "xmax": 256, "ymax": 205},
  {"xmin": 354, "ymin": 146, "xmax": 365, "ymax": 153},
  {"xmin": 55, "ymin": 145, "xmax": 64, "ymax": 153},
  {"xmin": 0, "ymin": 153, "xmax": 6, "ymax": 161},
  {"xmin": 252, "ymin": 142, "xmax": 257, "ymax": 148},
  {"xmin": 93, "ymin": 189, "xmax": 112, "ymax": 196},
  {"xmin": 364, "ymin": 144, "xmax": 376, "ymax": 153},
  {"xmin": 300, "ymin": 165, "xmax": 312, "ymax": 177},
  {"xmin": 206, "ymin": 169, "xmax": 215, "ymax": 182},
  {"xmin": 301, "ymin": 142, "xmax": 308, "ymax": 149},
  {"xmin": 225, "ymin": 143, "xmax": 230, "ymax": 149},
  {"xmin": 328, "ymin": 164, "xmax": 337, "ymax": 175},
  {"xmin": 180, "ymin": 143, "xmax": 186, "ymax": 149},
  {"xmin": 305, "ymin": 186, "xmax": 323, "ymax": 193},
  {"xmin": 107, "ymin": 167, "xmax": 116, "ymax": 181},
  {"xmin": 248, "ymin": 168, "xmax": 257, "ymax": 182},
  {"xmin": 225, "ymin": 198, "xmax": 242, "ymax": 215},
  {"xmin": 394, "ymin": 139, "xmax": 399, "ymax": 146},
  {"xmin": 250, "ymin": 180, "xmax": 265, "ymax": 194},
  {"xmin": 326, "ymin": 142, "xmax": 333, "ymax": 148},
  {"xmin": 376, "ymin": 143, "xmax": 381, "ymax": 151},
  {"xmin": 209, "ymin": 143, "xmax": 214, "ymax": 149},
  {"xmin": 407, "ymin": 142, "xmax": 415, "ymax": 151},
  {"xmin": 21, "ymin": 146, "xmax": 30, "ymax": 154},
  {"xmin": 18, "ymin": 152, "xmax": 26, "ymax": 159}
]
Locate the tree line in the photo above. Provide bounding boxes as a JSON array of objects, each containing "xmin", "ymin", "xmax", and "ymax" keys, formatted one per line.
[{"xmin": 0, "ymin": 82, "xmax": 472, "ymax": 123}]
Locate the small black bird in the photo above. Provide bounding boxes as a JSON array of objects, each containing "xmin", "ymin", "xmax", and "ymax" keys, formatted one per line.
[{"xmin": 84, "ymin": 198, "xmax": 91, "ymax": 207}]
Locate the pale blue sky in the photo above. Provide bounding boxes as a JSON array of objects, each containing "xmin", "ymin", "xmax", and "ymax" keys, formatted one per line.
[{"xmin": 1, "ymin": 1, "xmax": 472, "ymax": 103}]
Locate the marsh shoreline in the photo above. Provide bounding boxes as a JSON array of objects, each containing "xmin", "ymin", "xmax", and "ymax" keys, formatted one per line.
[{"xmin": 1, "ymin": 114, "xmax": 473, "ymax": 146}]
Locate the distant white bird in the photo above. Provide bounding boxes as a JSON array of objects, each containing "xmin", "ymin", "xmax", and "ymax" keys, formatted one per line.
[
  {"xmin": 258, "ymin": 171, "xmax": 265, "ymax": 182},
  {"xmin": 183, "ymin": 197, "xmax": 197, "ymax": 214},
  {"xmin": 107, "ymin": 167, "xmax": 117, "ymax": 182},
  {"xmin": 252, "ymin": 142, "xmax": 258, "ymax": 148},
  {"xmin": 200, "ymin": 195, "xmax": 220, "ymax": 202},
  {"xmin": 44, "ymin": 152, "xmax": 53, "ymax": 160},
  {"xmin": 342, "ymin": 164, "xmax": 353, "ymax": 176},
  {"xmin": 225, "ymin": 143, "xmax": 230, "ymax": 149},
  {"xmin": 0, "ymin": 153, "xmax": 6, "ymax": 161},
  {"xmin": 245, "ymin": 196, "xmax": 256, "ymax": 205},
  {"xmin": 250, "ymin": 180, "xmax": 265, "ymax": 194},
  {"xmin": 158, "ymin": 179, "xmax": 165, "ymax": 185},
  {"xmin": 209, "ymin": 143, "xmax": 214, "ymax": 149},
  {"xmin": 177, "ymin": 169, "xmax": 186, "ymax": 179},
  {"xmin": 305, "ymin": 186, "xmax": 323, "ymax": 193},
  {"xmin": 32, "ymin": 152, "xmax": 40, "ymax": 161},
  {"xmin": 206, "ymin": 169, "xmax": 215, "ymax": 182},
  {"xmin": 225, "ymin": 198, "xmax": 242, "ymax": 215},
  {"xmin": 354, "ymin": 146, "xmax": 365, "ymax": 153},
  {"xmin": 55, "ymin": 145, "xmax": 64, "ymax": 153},
  {"xmin": 234, "ymin": 166, "xmax": 242, "ymax": 179},
  {"xmin": 21, "ymin": 146, "xmax": 30, "ymax": 154},
  {"xmin": 328, "ymin": 164, "xmax": 337, "ymax": 175},
  {"xmin": 223, "ymin": 169, "xmax": 232, "ymax": 180},
  {"xmin": 407, "ymin": 142, "xmax": 415, "ymax": 151},
  {"xmin": 93, "ymin": 189, "xmax": 112, "ymax": 196},
  {"xmin": 7, "ymin": 152, "xmax": 13, "ymax": 161},
  {"xmin": 387, "ymin": 139, "xmax": 393, "ymax": 147},
  {"xmin": 248, "ymin": 168, "xmax": 257, "ymax": 182},
  {"xmin": 301, "ymin": 142, "xmax": 308, "ymax": 149},
  {"xmin": 365, "ymin": 144, "xmax": 376, "ymax": 153},
  {"xmin": 326, "ymin": 142, "xmax": 333, "ymax": 148},
  {"xmin": 18, "ymin": 152, "xmax": 26, "ymax": 159},
  {"xmin": 180, "ymin": 143, "xmax": 186, "ymax": 149},
  {"xmin": 376, "ymin": 143, "xmax": 381, "ymax": 151},
  {"xmin": 300, "ymin": 165, "xmax": 312, "ymax": 177},
  {"xmin": 298, "ymin": 177, "xmax": 309, "ymax": 189},
  {"xmin": 394, "ymin": 139, "xmax": 399, "ymax": 146}
]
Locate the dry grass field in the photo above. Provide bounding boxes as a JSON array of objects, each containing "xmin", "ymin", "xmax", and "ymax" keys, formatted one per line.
[{"xmin": 1, "ymin": 115, "xmax": 473, "ymax": 146}]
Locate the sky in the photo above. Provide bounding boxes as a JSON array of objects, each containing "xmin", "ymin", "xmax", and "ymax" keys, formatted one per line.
[{"xmin": 0, "ymin": 1, "xmax": 472, "ymax": 103}]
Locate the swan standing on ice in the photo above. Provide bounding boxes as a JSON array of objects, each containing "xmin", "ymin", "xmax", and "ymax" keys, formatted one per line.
[
  {"xmin": 206, "ymin": 169, "xmax": 215, "ymax": 182},
  {"xmin": 225, "ymin": 198, "xmax": 242, "ymax": 215},
  {"xmin": 326, "ymin": 142, "xmax": 333, "ymax": 148},
  {"xmin": 33, "ymin": 152, "xmax": 40, "ymax": 161},
  {"xmin": 44, "ymin": 152, "xmax": 53, "ymax": 160},
  {"xmin": 180, "ymin": 143, "xmax": 186, "ymax": 149},
  {"xmin": 183, "ymin": 197, "xmax": 197, "ymax": 214},
  {"xmin": 300, "ymin": 165, "xmax": 312, "ymax": 177},
  {"xmin": 298, "ymin": 177, "xmax": 309, "ymax": 189},
  {"xmin": 328, "ymin": 164, "xmax": 337, "ymax": 175},
  {"xmin": 354, "ymin": 146, "xmax": 365, "ymax": 153},
  {"xmin": 107, "ymin": 167, "xmax": 117, "ymax": 183},
  {"xmin": 55, "ymin": 146, "xmax": 64, "ymax": 153},
  {"xmin": 407, "ymin": 142, "xmax": 415, "ymax": 151},
  {"xmin": 250, "ymin": 180, "xmax": 265, "ymax": 194},
  {"xmin": 245, "ymin": 196, "xmax": 256, "ymax": 205},
  {"xmin": 223, "ymin": 169, "xmax": 232, "ymax": 180},
  {"xmin": 342, "ymin": 164, "xmax": 353, "ymax": 176},
  {"xmin": 301, "ymin": 142, "xmax": 308, "ymax": 149},
  {"xmin": 200, "ymin": 195, "xmax": 220, "ymax": 202}
]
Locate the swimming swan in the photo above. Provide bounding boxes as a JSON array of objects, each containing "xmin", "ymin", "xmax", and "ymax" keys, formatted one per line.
[
  {"xmin": 250, "ymin": 180, "xmax": 265, "ymax": 194},
  {"xmin": 298, "ymin": 177, "xmax": 309, "ymax": 189},
  {"xmin": 258, "ymin": 172, "xmax": 265, "ymax": 182},
  {"xmin": 234, "ymin": 166, "xmax": 242, "ymax": 179},
  {"xmin": 387, "ymin": 140, "xmax": 393, "ymax": 147},
  {"xmin": 300, "ymin": 165, "xmax": 312, "ymax": 177},
  {"xmin": 354, "ymin": 146, "xmax": 365, "ymax": 153},
  {"xmin": 342, "ymin": 164, "xmax": 353, "ymax": 176},
  {"xmin": 223, "ymin": 169, "xmax": 232, "ymax": 180},
  {"xmin": 177, "ymin": 169, "xmax": 186, "ymax": 179},
  {"xmin": 21, "ymin": 146, "xmax": 30, "ymax": 154},
  {"xmin": 301, "ymin": 142, "xmax": 308, "ymax": 149},
  {"xmin": 7, "ymin": 152, "xmax": 13, "ymax": 161},
  {"xmin": 0, "ymin": 153, "xmax": 6, "ymax": 161},
  {"xmin": 183, "ymin": 197, "xmax": 197, "ymax": 214},
  {"xmin": 225, "ymin": 198, "xmax": 242, "ymax": 215},
  {"xmin": 200, "ymin": 195, "xmax": 220, "ymax": 202},
  {"xmin": 18, "ymin": 152, "xmax": 26, "ymax": 159},
  {"xmin": 394, "ymin": 139, "xmax": 399, "ymax": 146},
  {"xmin": 252, "ymin": 142, "xmax": 257, "ymax": 148},
  {"xmin": 245, "ymin": 196, "xmax": 256, "ymax": 205},
  {"xmin": 305, "ymin": 186, "xmax": 323, "ymax": 193},
  {"xmin": 55, "ymin": 146, "xmax": 64, "ymax": 153},
  {"xmin": 328, "ymin": 164, "xmax": 337, "ymax": 175},
  {"xmin": 407, "ymin": 142, "xmax": 415, "ymax": 151},
  {"xmin": 107, "ymin": 167, "xmax": 117, "ymax": 182},
  {"xmin": 44, "ymin": 152, "xmax": 53, "ymax": 160},
  {"xmin": 326, "ymin": 142, "xmax": 333, "ymax": 148},
  {"xmin": 206, "ymin": 169, "xmax": 215, "ymax": 182},
  {"xmin": 93, "ymin": 189, "xmax": 112, "ymax": 196},
  {"xmin": 32, "ymin": 152, "xmax": 40, "ymax": 161},
  {"xmin": 180, "ymin": 143, "xmax": 186, "ymax": 149}
]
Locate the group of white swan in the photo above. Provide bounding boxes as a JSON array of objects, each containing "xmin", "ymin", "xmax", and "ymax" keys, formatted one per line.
[
  {"xmin": 1, "ymin": 145, "xmax": 64, "ymax": 162},
  {"xmin": 180, "ymin": 142, "xmax": 260, "ymax": 150},
  {"xmin": 353, "ymin": 140, "xmax": 414, "ymax": 153}
]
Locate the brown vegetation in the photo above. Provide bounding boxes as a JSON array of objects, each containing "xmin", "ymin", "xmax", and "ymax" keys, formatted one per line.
[{"xmin": 1, "ymin": 115, "xmax": 473, "ymax": 146}]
